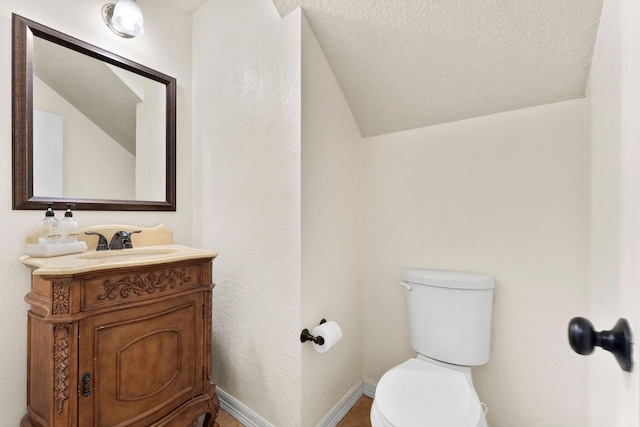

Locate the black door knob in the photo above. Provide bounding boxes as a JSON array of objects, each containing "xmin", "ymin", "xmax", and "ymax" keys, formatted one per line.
[{"xmin": 568, "ymin": 317, "xmax": 633, "ymax": 372}]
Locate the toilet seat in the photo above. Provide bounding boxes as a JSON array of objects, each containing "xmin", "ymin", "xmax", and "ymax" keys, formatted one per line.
[{"xmin": 372, "ymin": 358, "xmax": 482, "ymax": 427}]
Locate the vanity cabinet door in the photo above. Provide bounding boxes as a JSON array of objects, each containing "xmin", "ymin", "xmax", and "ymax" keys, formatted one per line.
[{"xmin": 77, "ymin": 293, "xmax": 205, "ymax": 426}]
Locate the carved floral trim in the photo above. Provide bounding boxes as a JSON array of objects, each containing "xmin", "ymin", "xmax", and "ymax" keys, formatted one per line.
[
  {"xmin": 52, "ymin": 281, "xmax": 71, "ymax": 314},
  {"xmin": 207, "ymin": 294, "xmax": 212, "ymax": 376},
  {"xmin": 53, "ymin": 324, "xmax": 71, "ymax": 413},
  {"xmin": 97, "ymin": 269, "xmax": 192, "ymax": 301}
]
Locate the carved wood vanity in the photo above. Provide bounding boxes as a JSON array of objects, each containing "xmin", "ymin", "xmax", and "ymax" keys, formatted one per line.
[{"xmin": 20, "ymin": 225, "xmax": 219, "ymax": 427}]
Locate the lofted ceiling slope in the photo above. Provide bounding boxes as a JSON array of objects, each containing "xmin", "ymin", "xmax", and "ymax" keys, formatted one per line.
[
  {"xmin": 276, "ymin": 0, "xmax": 603, "ymax": 137},
  {"xmin": 174, "ymin": 0, "xmax": 604, "ymax": 137}
]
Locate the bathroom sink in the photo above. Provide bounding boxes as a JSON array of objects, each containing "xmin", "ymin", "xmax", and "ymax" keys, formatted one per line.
[
  {"xmin": 21, "ymin": 243, "xmax": 218, "ymax": 276},
  {"xmin": 78, "ymin": 247, "xmax": 177, "ymax": 261}
]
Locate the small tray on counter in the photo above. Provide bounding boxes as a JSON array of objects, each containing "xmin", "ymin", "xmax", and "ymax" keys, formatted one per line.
[{"xmin": 24, "ymin": 241, "xmax": 88, "ymax": 258}]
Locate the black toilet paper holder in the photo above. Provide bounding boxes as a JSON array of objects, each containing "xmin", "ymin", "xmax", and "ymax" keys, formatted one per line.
[{"xmin": 300, "ymin": 319, "xmax": 327, "ymax": 345}]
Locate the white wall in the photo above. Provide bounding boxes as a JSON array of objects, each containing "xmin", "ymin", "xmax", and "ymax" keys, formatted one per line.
[
  {"xmin": 361, "ymin": 99, "xmax": 590, "ymax": 427},
  {"xmin": 587, "ymin": 0, "xmax": 640, "ymax": 425},
  {"xmin": 0, "ymin": 1, "xmax": 193, "ymax": 424},
  {"xmin": 301, "ymin": 13, "xmax": 363, "ymax": 426},
  {"xmin": 193, "ymin": 4, "xmax": 365, "ymax": 425},
  {"xmin": 136, "ymin": 78, "xmax": 167, "ymax": 201},
  {"xmin": 193, "ymin": 1, "xmax": 303, "ymax": 425}
]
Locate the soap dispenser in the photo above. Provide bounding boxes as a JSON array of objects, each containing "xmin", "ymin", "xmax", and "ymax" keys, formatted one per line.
[
  {"xmin": 38, "ymin": 203, "xmax": 61, "ymax": 244},
  {"xmin": 60, "ymin": 203, "xmax": 79, "ymax": 242}
]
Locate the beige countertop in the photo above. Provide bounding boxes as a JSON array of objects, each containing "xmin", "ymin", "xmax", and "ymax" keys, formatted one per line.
[{"xmin": 20, "ymin": 244, "xmax": 218, "ymax": 276}]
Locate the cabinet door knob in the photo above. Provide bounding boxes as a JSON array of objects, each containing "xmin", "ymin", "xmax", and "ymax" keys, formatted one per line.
[
  {"xmin": 568, "ymin": 317, "xmax": 633, "ymax": 372},
  {"xmin": 81, "ymin": 372, "xmax": 91, "ymax": 397}
]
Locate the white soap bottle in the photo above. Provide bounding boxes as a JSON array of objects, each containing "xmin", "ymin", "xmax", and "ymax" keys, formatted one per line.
[
  {"xmin": 60, "ymin": 204, "xmax": 79, "ymax": 243},
  {"xmin": 38, "ymin": 204, "xmax": 61, "ymax": 244}
]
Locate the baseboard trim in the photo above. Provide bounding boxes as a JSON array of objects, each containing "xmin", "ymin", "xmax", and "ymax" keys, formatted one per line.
[
  {"xmin": 216, "ymin": 380, "xmax": 378, "ymax": 427},
  {"xmin": 362, "ymin": 379, "xmax": 377, "ymax": 398},
  {"xmin": 217, "ymin": 387, "xmax": 275, "ymax": 427},
  {"xmin": 316, "ymin": 381, "xmax": 364, "ymax": 427}
]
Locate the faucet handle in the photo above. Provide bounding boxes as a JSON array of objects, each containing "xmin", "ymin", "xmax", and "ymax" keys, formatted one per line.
[
  {"xmin": 85, "ymin": 232, "xmax": 109, "ymax": 251},
  {"xmin": 121, "ymin": 230, "xmax": 141, "ymax": 248}
]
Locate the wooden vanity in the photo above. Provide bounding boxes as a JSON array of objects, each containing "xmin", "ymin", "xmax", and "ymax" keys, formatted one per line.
[{"xmin": 20, "ymin": 225, "xmax": 219, "ymax": 427}]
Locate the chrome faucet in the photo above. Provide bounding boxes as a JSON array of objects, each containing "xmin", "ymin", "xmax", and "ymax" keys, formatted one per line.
[{"xmin": 85, "ymin": 230, "xmax": 141, "ymax": 251}]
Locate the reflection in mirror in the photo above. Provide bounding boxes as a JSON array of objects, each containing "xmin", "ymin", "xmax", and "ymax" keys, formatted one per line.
[
  {"xmin": 12, "ymin": 14, "xmax": 176, "ymax": 211},
  {"xmin": 33, "ymin": 37, "xmax": 166, "ymax": 201}
]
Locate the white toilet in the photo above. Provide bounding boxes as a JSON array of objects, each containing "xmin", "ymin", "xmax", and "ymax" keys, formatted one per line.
[{"xmin": 371, "ymin": 268, "xmax": 495, "ymax": 427}]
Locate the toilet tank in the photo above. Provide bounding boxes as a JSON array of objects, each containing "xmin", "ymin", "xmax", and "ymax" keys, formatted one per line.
[{"xmin": 403, "ymin": 268, "xmax": 495, "ymax": 366}]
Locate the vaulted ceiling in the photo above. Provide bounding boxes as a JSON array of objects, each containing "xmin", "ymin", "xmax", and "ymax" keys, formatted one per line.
[{"xmin": 176, "ymin": 0, "xmax": 604, "ymax": 137}]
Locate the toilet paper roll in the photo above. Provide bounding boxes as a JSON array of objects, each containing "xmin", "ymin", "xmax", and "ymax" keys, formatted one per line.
[{"xmin": 311, "ymin": 321, "xmax": 343, "ymax": 353}]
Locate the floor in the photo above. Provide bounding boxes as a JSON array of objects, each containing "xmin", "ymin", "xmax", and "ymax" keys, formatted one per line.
[{"xmin": 215, "ymin": 395, "xmax": 373, "ymax": 427}]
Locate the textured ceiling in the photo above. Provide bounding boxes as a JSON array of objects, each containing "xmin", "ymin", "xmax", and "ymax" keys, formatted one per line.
[
  {"xmin": 173, "ymin": 0, "xmax": 604, "ymax": 137},
  {"xmin": 274, "ymin": 0, "xmax": 603, "ymax": 137}
]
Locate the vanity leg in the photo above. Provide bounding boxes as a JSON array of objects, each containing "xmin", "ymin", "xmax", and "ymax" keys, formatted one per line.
[
  {"xmin": 202, "ymin": 413, "xmax": 216, "ymax": 427},
  {"xmin": 20, "ymin": 414, "xmax": 35, "ymax": 427},
  {"xmin": 204, "ymin": 386, "xmax": 220, "ymax": 427}
]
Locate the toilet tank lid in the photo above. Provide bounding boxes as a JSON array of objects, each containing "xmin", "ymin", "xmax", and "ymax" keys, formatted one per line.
[{"xmin": 404, "ymin": 268, "xmax": 495, "ymax": 290}]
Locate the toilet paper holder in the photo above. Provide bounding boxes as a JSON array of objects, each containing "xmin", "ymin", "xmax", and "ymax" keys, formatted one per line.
[{"xmin": 300, "ymin": 319, "xmax": 327, "ymax": 345}]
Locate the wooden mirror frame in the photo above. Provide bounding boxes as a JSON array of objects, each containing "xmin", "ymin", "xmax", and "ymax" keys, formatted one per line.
[{"xmin": 12, "ymin": 14, "xmax": 177, "ymax": 211}]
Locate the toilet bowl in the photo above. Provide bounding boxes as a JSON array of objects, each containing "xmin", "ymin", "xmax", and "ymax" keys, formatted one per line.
[
  {"xmin": 371, "ymin": 268, "xmax": 495, "ymax": 427},
  {"xmin": 370, "ymin": 357, "xmax": 487, "ymax": 427}
]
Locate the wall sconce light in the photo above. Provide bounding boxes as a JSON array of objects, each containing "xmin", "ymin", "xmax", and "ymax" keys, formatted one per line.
[{"xmin": 102, "ymin": 0, "xmax": 144, "ymax": 38}]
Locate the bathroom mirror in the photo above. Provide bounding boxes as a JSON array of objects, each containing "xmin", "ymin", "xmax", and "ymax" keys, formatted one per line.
[{"xmin": 12, "ymin": 14, "xmax": 176, "ymax": 211}]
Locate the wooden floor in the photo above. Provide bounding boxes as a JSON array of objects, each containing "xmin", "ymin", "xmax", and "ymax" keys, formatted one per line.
[
  {"xmin": 336, "ymin": 396, "xmax": 373, "ymax": 427},
  {"xmin": 215, "ymin": 395, "xmax": 373, "ymax": 427},
  {"xmin": 215, "ymin": 407, "xmax": 245, "ymax": 427}
]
